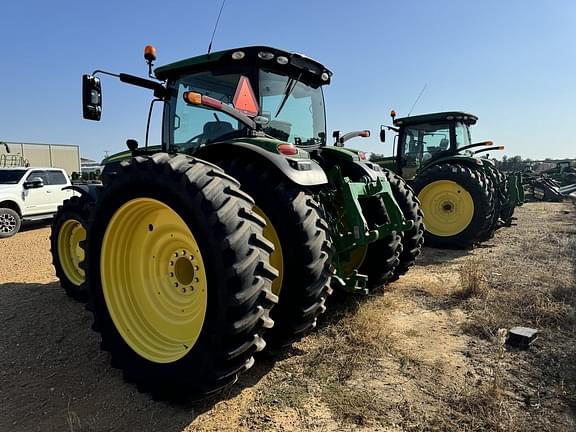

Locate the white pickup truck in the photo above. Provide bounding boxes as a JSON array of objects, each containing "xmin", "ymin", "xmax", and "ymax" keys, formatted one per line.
[{"xmin": 0, "ymin": 167, "xmax": 74, "ymax": 238}]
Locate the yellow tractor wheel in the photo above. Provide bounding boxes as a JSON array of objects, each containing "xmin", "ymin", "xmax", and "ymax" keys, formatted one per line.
[
  {"xmin": 50, "ymin": 195, "xmax": 91, "ymax": 301},
  {"xmin": 412, "ymin": 163, "xmax": 494, "ymax": 249},
  {"xmin": 215, "ymin": 158, "xmax": 333, "ymax": 347},
  {"xmin": 86, "ymin": 154, "xmax": 277, "ymax": 398}
]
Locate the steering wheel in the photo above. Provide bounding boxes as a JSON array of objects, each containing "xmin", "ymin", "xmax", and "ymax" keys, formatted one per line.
[{"xmin": 185, "ymin": 133, "xmax": 204, "ymax": 145}]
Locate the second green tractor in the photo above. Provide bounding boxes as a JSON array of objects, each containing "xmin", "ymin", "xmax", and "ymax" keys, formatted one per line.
[{"xmin": 376, "ymin": 111, "xmax": 523, "ymax": 249}]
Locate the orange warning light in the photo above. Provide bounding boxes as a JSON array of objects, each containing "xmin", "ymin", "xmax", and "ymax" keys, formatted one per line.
[
  {"xmin": 233, "ymin": 76, "xmax": 259, "ymax": 117},
  {"xmin": 144, "ymin": 45, "xmax": 157, "ymax": 62}
]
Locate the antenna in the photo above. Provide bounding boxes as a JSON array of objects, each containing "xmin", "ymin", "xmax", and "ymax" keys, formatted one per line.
[
  {"xmin": 207, "ymin": 0, "xmax": 227, "ymax": 55},
  {"xmin": 407, "ymin": 83, "xmax": 428, "ymax": 117}
]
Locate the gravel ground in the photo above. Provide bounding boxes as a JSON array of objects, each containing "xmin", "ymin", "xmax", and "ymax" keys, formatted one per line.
[
  {"xmin": 0, "ymin": 203, "xmax": 574, "ymax": 432},
  {"xmin": 0, "ymin": 222, "xmax": 55, "ymax": 284}
]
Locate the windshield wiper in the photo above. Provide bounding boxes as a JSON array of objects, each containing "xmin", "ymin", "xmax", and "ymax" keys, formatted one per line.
[{"xmin": 274, "ymin": 73, "xmax": 302, "ymax": 118}]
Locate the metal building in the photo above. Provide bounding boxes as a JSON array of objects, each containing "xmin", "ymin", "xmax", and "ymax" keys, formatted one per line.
[{"xmin": 0, "ymin": 141, "xmax": 81, "ymax": 175}]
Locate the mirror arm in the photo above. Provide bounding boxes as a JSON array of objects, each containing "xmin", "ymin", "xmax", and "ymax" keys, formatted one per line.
[
  {"xmin": 91, "ymin": 70, "xmax": 167, "ymax": 98},
  {"xmin": 337, "ymin": 130, "xmax": 370, "ymax": 146},
  {"xmin": 458, "ymin": 140, "xmax": 494, "ymax": 152}
]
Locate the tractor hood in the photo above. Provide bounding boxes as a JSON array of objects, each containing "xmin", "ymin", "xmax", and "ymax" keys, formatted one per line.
[{"xmin": 154, "ymin": 46, "xmax": 332, "ymax": 89}]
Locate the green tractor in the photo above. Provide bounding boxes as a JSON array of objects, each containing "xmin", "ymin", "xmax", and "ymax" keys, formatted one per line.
[
  {"xmin": 50, "ymin": 45, "xmax": 422, "ymax": 398},
  {"xmin": 376, "ymin": 111, "xmax": 523, "ymax": 249}
]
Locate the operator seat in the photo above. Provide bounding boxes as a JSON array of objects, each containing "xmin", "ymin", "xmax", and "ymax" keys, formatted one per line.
[{"xmin": 202, "ymin": 121, "xmax": 234, "ymax": 143}]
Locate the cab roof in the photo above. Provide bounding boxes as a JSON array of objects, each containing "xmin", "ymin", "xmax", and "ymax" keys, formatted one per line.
[
  {"xmin": 393, "ymin": 111, "xmax": 478, "ymax": 127},
  {"xmin": 154, "ymin": 46, "xmax": 332, "ymax": 88}
]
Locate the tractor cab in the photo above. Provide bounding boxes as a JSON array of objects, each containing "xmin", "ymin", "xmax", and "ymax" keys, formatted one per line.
[
  {"xmin": 155, "ymin": 46, "xmax": 331, "ymax": 154},
  {"xmin": 390, "ymin": 111, "xmax": 478, "ymax": 179}
]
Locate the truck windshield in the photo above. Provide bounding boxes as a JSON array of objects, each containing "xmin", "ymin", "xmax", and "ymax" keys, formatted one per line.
[
  {"xmin": 259, "ymin": 70, "xmax": 326, "ymax": 147},
  {"xmin": 0, "ymin": 170, "xmax": 26, "ymax": 184}
]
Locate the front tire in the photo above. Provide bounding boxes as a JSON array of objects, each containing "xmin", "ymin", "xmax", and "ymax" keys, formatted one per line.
[
  {"xmin": 384, "ymin": 170, "xmax": 425, "ymax": 280},
  {"xmin": 354, "ymin": 196, "xmax": 403, "ymax": 289},
  {"xmin": 85, "ymin": 154, "xmax": 278, "ymax": 398}
]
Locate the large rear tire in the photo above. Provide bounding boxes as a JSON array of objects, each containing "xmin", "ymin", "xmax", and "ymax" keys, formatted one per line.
[
  {"xmin": 216, "ymin": 159, "xmax": 333, "ymax": 347},
  {"xmin": 412, "ymin": 163, "xmax": 494, "ymax": 249},
  {"xmin": 383, "ymin": 170, "xmax": 425, "ymax": 280},
  {"xmin": 51, "ymin": 195, "xmax": 90, "ymax": 301},
  {"xmin": 85, "ymin": 154, "xmax": 278, "ymax": 398}
]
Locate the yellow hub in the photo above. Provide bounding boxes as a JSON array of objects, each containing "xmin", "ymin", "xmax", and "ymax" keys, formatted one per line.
[
  {"xmin": 57, "ymin": 219, "xmax": 86, "ymax": 286},
  {"xmin": 253, "ymin": 206, "xmax": 283, "ymax": 296},
  {"xmin": 341, "ymin": 246, "xmax": 368, "ymax": 277},
  {"xmin": 101, "ymin": 198, "xmax": 208, "ymax": 364},
  {"xmin": 418, "ymin": 180, "xmax": 474, "ymax": 237}
]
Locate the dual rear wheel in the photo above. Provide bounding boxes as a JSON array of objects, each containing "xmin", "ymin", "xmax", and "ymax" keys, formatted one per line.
[
  {"xmin": 83, "ymin": 154, "xmax": 278, "ymax": 397},
  {"xmin": 413, "ymin": 163, "xmax": 494, "ymax": 249}
]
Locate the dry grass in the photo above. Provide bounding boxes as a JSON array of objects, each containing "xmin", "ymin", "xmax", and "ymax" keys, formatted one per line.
[
  {"xmin": 454, "ymin": 258, "xmax": 487, "ymax": 299},
  {"xmin": 304, "ymin": 296, "xmax": 394, "ymax": 382}
]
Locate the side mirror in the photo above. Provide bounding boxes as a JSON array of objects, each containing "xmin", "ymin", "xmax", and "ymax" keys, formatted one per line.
[
  {"xmin": 380, "ymin": 127, "xmax": 386, "ymax": 143},
  {"xmin": 82, "ymin": 75, "xmax": 102, "ymax": 121},
  {"xmin": 24, "ymin": 177, "xmax": 44, "ymax": 189}
]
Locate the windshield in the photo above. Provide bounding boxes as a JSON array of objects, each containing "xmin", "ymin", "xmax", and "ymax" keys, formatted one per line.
[
  {"xmin": 170, "ymin": 71, "xmax": 247, "ymax": 153},
  {"xmin": 0, "ymin": 169, "xmax": 26, "ymax": 184},
  {"xmin": 168, "ymin": 69, "xmax": 327, "ymax": 152},
  {"xmin": 400, "ymin": 123, "xmax": 451, "ymax": 168},
  {"xmin": 260, "ymin": 70, "xmax": 326, "ymax": 146},
  {"xmin": 455, "ymin": 122, "xmax": 472, "ymax": 149}
]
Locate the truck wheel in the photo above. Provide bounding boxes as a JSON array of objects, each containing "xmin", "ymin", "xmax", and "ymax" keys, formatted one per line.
[
  {"xmin": 51, "ymin": 196, "xmax": 90, "ymax": 301},
  {"xmin": 355, "ymin": 196, "xmax": 403, "ymax": 289},
  {"xmin": 412, "ymin": 163, "xmax": 494, "ymax": 249},
  {"xmin": 216, "ymin": 159, "xmax": 333, "ymax": 347},
  {"xmin": 85, "ymin": 154, "xmax": 278, "ymax": 398},
  {"xmin": 383, "ymin": 170, "xmax": 425, "ymax": 280},
  {"xmin": 0, "ymin": 208, "xmax": 21, "ymax": 238}
]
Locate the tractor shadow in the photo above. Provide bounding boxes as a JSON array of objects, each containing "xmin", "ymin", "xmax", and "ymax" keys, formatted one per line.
[
  {"xmin": 416, "ymin": 245, "xmax": 474, "ymax": 267},
  {"xmin": 19, "ymin": 218, "xmax": 52, "ymax": 233},
  {"xmin": 0, "ymin": 281, "xmax": 282, "ymax": 432}
]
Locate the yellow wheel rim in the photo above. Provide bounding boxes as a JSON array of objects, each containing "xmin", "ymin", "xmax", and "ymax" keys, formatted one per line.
[
  {"xmin": 341, "ymin": 246, "xmax": 368, "ymax": 277},
  {"xmin": 418, "ymin": 180, "xmax": 474, "ymax": 237},
  {"xmin": 57, "ymin": 219, "xmax": 86, "ymax": 286},
  {"xmin": 101, "ymin": 198, "xmax": 208, "ymax": 364},
  {"xmin": 253, "ymin": 206, "xmax": 284, "ymax": 296}
]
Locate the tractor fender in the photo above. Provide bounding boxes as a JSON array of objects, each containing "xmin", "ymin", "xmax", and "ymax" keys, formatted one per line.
[
  {"xmin": 196, "ymin": 142, "xmax": 328, "ymax": 186},
  {"xmin": 62, "ymin": 184, "xmax": 102, "ymax": 202},
  {"xmin": 419, "ymin": 155, "xmax": 484, "ymax": 173}
]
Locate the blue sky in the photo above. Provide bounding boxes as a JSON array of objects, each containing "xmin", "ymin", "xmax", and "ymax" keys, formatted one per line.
[{"xmin": 0, "ymin": 0, "xmax": 574, "ymax": 161}]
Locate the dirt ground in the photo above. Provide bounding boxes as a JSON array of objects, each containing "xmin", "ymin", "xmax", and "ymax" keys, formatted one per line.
[{"xmin": 0, "ymin": 202, "xmax": 574, "ymax": 432}]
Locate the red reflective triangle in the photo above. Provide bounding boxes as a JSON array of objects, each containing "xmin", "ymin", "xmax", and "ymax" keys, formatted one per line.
[{"xmin": 233, "ymin": 76, "xmax": 259, "ymax": 117}]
